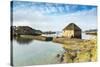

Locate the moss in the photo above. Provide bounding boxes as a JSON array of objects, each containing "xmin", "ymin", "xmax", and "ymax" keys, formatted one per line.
[
  {"xmin": 77, "ymin": 51, "xmax": 91, "ymax": 62},
  {"xmin": 61, "ymin": 38, "xmax": 97, "ymax": 63},
  {"xmin": 91, "ymin": 47, "xmax": 97, "ymax": 62},
  {"xmin": 63, "ymin": 53, "xmax": 73, "ymax": 63}
]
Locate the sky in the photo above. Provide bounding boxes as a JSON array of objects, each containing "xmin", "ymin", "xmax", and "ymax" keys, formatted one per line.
[{"xmin": 11, "ymin": 1, "xmax": 97, "ymax": 32}]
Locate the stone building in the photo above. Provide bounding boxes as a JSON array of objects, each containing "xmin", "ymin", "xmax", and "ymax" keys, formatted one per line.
[{"xmin": 62, "ymin": 23, "xmax": 82, "ymax": 39}]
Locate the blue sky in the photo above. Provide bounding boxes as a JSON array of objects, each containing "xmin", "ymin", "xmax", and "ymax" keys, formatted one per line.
[{"xmin": 11, "ymin": 1, "xmax": 97, "ymax": 31}]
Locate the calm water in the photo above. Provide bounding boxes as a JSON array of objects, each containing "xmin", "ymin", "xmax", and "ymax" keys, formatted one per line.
[{"xmin": 12, "ymin": 37, "xmax": 65, "ymax": 66}]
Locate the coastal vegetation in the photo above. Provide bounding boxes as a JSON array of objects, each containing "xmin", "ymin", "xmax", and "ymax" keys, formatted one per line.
[
  {"xmin": 11, "ymin": 26, "xmax": 42, "ymax": 36},
  {"xmin": 53, "ymin": 37, "xmax": 97, "ymax": 62}
]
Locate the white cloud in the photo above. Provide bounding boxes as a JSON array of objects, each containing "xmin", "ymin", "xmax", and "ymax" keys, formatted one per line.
[{"xmin": 13, "ymin": 7, "xmax": 97, "ymax": 31}]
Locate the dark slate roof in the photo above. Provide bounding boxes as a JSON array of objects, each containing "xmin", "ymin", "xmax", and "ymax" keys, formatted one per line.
[{"xmin": 63, "ymin": 23, "xmax": 81, "ymax": 31}]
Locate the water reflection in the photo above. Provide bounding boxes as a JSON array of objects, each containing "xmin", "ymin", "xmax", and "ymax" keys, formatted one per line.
[
  {"xmin": 12, "ymin": 37, "xmax": 65, "ymax": 66},
  {"xmin": 13, "ymin": 36, "xmax": 33, "ymax": 44}
]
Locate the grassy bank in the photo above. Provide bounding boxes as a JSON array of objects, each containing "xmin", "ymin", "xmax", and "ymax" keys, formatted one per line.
[
  {"xmin": 53, "ymin": 37, "xmax": 97, "ymax": 63},
  {"xmin": 19, "ymin": 35, "xmax": 53, "ymax": 41},
  {"xmin": 20, "ymin": 35, "xmax": 46, "ymax": 41}
]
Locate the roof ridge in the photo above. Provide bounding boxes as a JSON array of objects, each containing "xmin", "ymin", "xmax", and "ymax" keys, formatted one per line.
[{"xmin": 63, "ymin": 23, "xmax": 81, "ymax": 30}]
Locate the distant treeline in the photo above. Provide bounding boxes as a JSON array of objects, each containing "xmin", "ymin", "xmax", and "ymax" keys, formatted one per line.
[
  {"xmin": 11, "ymin": 26, "xmax": 57, "ymax": 36},
  {"xmin": 84, "ymin": 29, "xmax": 97, "ymax": 32},
  {"xmin": 11, "ymin": 26, "xmax": 42, "ymax": 36},
  {"xmin": 43, "ymin": 31, "xmax": 56, "ymax": 34},
  {"xmin": 84, "ymin": 29, "xmax": 97, "ymax": 35}
]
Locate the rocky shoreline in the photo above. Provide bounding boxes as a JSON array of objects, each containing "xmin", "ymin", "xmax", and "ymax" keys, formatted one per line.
[{"xmin": 53, "ymin": 37, "xmax": 97, "ymax": 63}]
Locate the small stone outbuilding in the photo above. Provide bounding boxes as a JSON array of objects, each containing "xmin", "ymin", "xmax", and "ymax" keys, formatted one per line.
[{"xmin": 62, "ymin": 23, "xmax": 82, "ymax": 39}]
